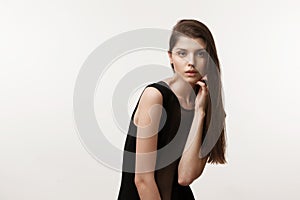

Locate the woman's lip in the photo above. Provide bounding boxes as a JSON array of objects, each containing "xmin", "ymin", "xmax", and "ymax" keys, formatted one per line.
[
  {"xmin": 185, "ymin": 72, "xmax": 197, "ymax": 76},
  {"xmin": 185, "ymin": 71, "xmax": 197, "ymax": 73}
]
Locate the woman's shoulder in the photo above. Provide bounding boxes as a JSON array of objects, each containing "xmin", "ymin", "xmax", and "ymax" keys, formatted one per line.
[
  {"xmin": 136, "ymin": 78, "xmax": 174, "ymax": 108},
  {"xmin": 141, "ymin": 86, "xmax": 163, "ymax": 103},
  {"xmin": 145, "ymin": 78, "xmax": 172, "ymax": 92}
]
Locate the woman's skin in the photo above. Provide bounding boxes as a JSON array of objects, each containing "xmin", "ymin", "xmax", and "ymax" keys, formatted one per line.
[{"xmin": 134, "ymin": 36, "xmax": 209, "ymax": 199}]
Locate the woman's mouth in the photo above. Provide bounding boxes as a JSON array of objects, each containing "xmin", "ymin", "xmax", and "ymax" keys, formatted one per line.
[{"xmin": 185, "ymin": 70, "xmax": 197, "ymax": 76}]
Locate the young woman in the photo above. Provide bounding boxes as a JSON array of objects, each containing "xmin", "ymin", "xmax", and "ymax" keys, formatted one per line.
[{"xmin": 118, "ymin": 19, "xmax": 227, "ymax": 200}]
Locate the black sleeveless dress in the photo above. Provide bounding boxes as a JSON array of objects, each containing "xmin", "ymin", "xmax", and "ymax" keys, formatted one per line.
[{"xmin": 117, "ymin": 81, "xmax": 196, "ymax": 200}]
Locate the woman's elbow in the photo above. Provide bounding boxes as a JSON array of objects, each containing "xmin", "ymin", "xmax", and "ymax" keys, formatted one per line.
[
  {"xmin": 134, "ymin": 175, "xmax": 145, "ymax": 187},
  {"xmin": 134, "ymin": 174, "xmax": 153, "ymax": 188},
  {"xmin": 178, "ymin": 171, "xmax": 195, "ymax": 186},
  {"xmin": 178, "ymin": 170, "xmax": 203, "ymax": 186},
  {"xmin": 178, "ymin": 176, "xmax": 193, "ymax": 186}
]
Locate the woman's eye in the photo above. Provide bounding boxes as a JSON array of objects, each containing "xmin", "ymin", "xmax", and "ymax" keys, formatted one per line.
[
  {"xmin": 197, "ymin": 51, "xmax": 205, "ymax": 57},
  {"xmin": 177, "ymin": 51, "xmax": 186, "ymax": 56}
]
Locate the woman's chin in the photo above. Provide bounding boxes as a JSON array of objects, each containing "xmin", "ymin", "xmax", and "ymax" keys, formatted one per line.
[{"xmin": 186, "ymin": 76, "xmax": 201, "ymax": 83}]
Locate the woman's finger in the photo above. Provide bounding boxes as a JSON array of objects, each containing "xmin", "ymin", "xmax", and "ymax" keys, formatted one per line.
[
  {"xmin": 196, "ymin": 80, "xmax": 206, "ymax": 87},
  {"xmin": 196, "ymin": 80, "xmax": 208, "ymax": 91}
]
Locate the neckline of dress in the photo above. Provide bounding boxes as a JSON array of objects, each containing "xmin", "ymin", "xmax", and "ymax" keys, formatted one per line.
[{"xmin": 158, "ymin": 81, "xmax": 195, "ymax": 112}]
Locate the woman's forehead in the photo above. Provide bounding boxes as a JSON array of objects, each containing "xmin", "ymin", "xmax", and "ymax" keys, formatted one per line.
[{"xmin": 174, "ymin": 36, "xmax": 206, "ymax": 50}]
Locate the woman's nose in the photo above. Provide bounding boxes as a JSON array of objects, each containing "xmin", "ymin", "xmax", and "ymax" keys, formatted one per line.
[{"xmin": 186, "ymin": 54, "xmax": 195, "ymax": 66}]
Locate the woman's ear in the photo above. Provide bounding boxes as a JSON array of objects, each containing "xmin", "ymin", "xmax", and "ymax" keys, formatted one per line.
[{"xmin": 167, "ymin": 50, "xmax": 173, "ymax": 64}]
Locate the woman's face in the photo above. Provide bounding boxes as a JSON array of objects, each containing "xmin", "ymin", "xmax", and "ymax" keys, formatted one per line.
[{"xmin": 168, "ymin": 36, "xmax": 208, "ymax": 84}]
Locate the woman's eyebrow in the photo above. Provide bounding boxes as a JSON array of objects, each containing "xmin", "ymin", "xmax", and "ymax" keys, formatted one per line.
[{"xmin": 174, "ymin": 48, "xmax": 206, "ymax": 51}]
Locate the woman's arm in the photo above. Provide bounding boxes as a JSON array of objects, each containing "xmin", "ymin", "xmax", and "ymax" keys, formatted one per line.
[
  {"xmin": 177, "ymin": 110, "xmax": 209, "ymax": 186},
  {"xmin": 134, "ymin": 87, "xmax": 163, "ymax": 200},
  {"xmin": 178, "ymin": 79, "xmax": 210, "ymax": 186}
]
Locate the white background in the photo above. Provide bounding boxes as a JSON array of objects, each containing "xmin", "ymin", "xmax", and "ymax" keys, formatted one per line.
[{"xmin": 1, "ymin": 0, "xmax": 300, "ymax": 199}]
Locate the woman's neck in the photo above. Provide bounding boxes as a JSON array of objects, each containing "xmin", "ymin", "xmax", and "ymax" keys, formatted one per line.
[{"xmin": 167, "ymin": 76, "xmax": 196, "ymax": 105}]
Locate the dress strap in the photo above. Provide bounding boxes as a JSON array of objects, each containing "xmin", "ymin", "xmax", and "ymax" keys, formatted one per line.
[{"xmin": 130, "ymin": 81, "xmax": 173, "ymax": 120}]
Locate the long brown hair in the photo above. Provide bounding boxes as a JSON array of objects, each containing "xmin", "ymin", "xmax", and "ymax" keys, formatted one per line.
[{"xmin": 168, "ymin": 19, "xmax": 227, "ymax": 164}]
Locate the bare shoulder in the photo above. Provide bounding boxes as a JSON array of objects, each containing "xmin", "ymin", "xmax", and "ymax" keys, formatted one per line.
[
  {"xmin": 134, "ymin": 86, "xmax": 163, "ymax": 126},
  {"xmin": 138, "ymin": 86, "xmax": 163, "ymax": 107}
]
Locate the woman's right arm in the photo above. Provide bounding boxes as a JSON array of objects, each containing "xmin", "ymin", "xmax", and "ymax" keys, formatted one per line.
[{"xmin": 134, "ymin": 87, "xmax": 163, "ymax": 200}]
